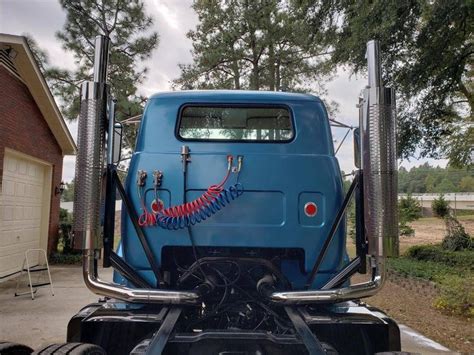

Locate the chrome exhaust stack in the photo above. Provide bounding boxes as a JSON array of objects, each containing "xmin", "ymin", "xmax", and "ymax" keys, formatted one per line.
[
  {"xmin": 73, "ymin": 35, "xmax": 199, "ymax": 304},
  {"xmin": 73, "ymin": 36, "xmax": 109, "ymax": 252},
  {"xmin": 364, "ymin": 41, "xmax": 399, "ymax": 259},
  {"xmin": 271, "ymin": 40, "xmax": 398, "ymax": 304}
]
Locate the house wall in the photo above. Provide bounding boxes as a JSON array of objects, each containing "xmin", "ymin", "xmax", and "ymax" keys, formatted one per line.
[{"xmin": 0, "ymin": 66, "xmax": 63, "ymax": 255}]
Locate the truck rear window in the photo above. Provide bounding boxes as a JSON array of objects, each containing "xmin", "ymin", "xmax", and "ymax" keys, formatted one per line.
[{"xmin": 178, "ymin": 106, "xmax": 293, "ymax": 141}]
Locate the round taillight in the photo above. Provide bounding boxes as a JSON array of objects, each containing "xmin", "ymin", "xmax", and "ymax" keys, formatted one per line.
[{"xmin": 304, "ymin": 202, "xmax": 318, "ymax": 217}]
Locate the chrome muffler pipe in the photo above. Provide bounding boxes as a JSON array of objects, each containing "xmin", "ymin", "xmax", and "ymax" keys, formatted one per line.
[
  {"xmin": 83, "ymin": 251, "xmax": 200, "ymax": 304},
  {"xmin": 74, "ymin": 35, "xmax": 199, "ymax": 304},
  {"xmin": 271, "ymin": 40, "xmax": 398, "ymax": 304},
  {"xmin": 271, "ymin": 276, "xmax": 383, "ymax": 304}
]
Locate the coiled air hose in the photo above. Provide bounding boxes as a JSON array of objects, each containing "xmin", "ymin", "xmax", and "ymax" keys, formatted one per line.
[{"xmin": 138, "ymin": 156, "xmax": 243, "ymax": 229}]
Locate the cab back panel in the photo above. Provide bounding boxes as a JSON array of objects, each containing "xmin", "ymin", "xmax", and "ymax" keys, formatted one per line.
[{"xmin": 121, "ymin": 92, "xmax": 346, "ymax": 290}]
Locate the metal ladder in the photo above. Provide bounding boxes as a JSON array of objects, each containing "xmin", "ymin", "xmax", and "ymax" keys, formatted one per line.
[{"xmin": 14, "ymin": 249, "xmax": 54, "ymax": 300}]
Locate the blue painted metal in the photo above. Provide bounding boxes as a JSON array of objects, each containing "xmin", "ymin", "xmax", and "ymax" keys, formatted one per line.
[{"xmin": 117, "ymin": 90, "xmax": 347, "ymax": 290}]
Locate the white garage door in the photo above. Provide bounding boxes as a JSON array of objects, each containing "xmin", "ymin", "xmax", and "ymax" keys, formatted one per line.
[{"xmin": 0, "ymin": 151, "xmax": 50, "ymax": 278}]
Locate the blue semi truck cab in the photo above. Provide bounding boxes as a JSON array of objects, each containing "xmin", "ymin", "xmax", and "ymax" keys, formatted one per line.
[
  {"xmin": 62, "ymin": 38, "xmax": 401, "ymax": 355},
  {"xmin": 117, "ymin": 91, "xmax": 348, "ymax": 291}
]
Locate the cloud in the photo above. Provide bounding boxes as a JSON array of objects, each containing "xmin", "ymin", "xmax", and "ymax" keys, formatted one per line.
[
  {"xmin": 0, "ymin": 0, "xmax": 76, "ymax": 68},
  {"xmin": 326, "ymin": 66, "xmax": 365, "ymax": 124},
  {"xmin": 151, "ymin": 0, "xmax": 180, "ymax": 30},
  {"xmin": 62, "ymin": 156, "xmax": 76, "ymax": 182},
  {"xmin": 0, "ymin": 0, "xmax": 64, "ymax": 38},
  {"xmin": 138, "ymin": 0, "xmax": 197, "ymax": 93}
]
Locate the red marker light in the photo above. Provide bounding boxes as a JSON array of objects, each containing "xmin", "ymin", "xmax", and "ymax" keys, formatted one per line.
[{"xmin": 304, "ymin": 202, "xmax": 318, "ymax": 217}]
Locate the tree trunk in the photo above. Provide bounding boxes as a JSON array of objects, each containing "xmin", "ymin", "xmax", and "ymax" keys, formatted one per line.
[
  {"xmin": 232, "ymin": 60, "xmax": 240, "ymax": 89},
  {"xmin": 275, "ymin": 58, "xmax": 281, "ymax": 91},
  {"xmin": 249, "ymin": 30, "xmax": 260, "ymax": 90},
  {"xmin": 269, "ymin": 42, "xmax": 275, "ymax": 91},
  {"xmin": 252, "ymin": 61, "xmax": 259, "ymax": 90}
]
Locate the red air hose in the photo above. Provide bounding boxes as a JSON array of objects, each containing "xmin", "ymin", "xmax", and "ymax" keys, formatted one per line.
[
  {"xmin": 159, "ymin": 166, "xmax": 231, "ymax": 218},
  {"xmin": 138, "ymin": 155, "xmax": 239, "ymax": 228}
]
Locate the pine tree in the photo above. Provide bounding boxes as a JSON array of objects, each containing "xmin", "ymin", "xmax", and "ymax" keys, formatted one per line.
[
  {"xmin": 45, "ymin": 0, "xmax": 159, "ymax": 144},
  {"xmin": 174, "ymin": 0, "xmax": 332, "ymax": 96}
]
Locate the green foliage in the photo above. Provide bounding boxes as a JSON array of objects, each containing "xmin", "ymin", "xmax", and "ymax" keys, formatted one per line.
[
  {"xmin": 442, "ymin": 215, "xmax": 472, "ymax": 251},
  {"xmin": 61, "ymin": 180, "xmax": 75, "ymax": 202},
  {"xmin": 32, "ymin": 0, "xmax": 159, "ymax": 148},
  {"xmin": 49, "ymin": 252, "xmax": 82, "ymax": 265},
  {"xmin": 399, "ymin": 194, "xmax": 422, "ymax": 222},
  {"xmin": 406, "ymin": 245, "xmax": 474, "ymax": 269},
  {"xmin": 432, "ymin": 194, "xmax": 450, "ymax": 218},
  {"xmin": 174, "ymin": 0, "xmax": 335, "ymax": 110},
  {"xmin": 398, "ymin": 163, "xmax": 474, "ymax": 193},
  {"xmin": 456, "ymin": 210, "xmax": 474, "ymax": 217},
  {"xmin": 398, "ymin": 194, "xmax": 422, "ymax": 237},
  {"xmin": 434, "ymin": 275, "xmax": 474, "ymax": 318},
  {"xmin": 347, "ymin": 206, "xmax": 356, "ymax": 241},
  {"xmin": 302, "ymin": 0, "xmax": 473, "ymax": 167},
  {"xmin": 59, "ymin": 208, "xmax": 72, "ymax": 223},
  {"xmin": 57, "ymin": 208, "xmax": 73, "ymax": 253},
  {"xmin": 388, "ymin": 256, "xmax": 453, "ymax": 281},
  {"xmin": 459, "ymin": 176, "xmax": 474, "ymax": 191},
  {"xmin": 399, "ymin": 224, "xmax": 415, "ymax": 237}
]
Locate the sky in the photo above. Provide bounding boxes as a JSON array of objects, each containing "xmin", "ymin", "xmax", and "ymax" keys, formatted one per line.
[{"xmin": 0, "ymin": 0, "xmax": 448, "ymax": 182}]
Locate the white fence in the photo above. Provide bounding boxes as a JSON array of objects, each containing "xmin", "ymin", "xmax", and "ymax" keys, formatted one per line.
[{"xmin": 398, "ymin": 193, "xmax": 474, "ymax": 211}]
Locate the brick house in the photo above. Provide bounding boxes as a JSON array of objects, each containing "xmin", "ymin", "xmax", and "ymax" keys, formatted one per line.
[{"xmin": 0, "ymin": 34, "xmax": 76, "ymax": 279}]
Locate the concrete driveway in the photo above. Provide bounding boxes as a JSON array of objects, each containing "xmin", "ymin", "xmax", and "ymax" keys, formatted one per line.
[
  {"xmin": 0, "ymin": 266, "xmax": 453, "ymax": 353},
  {"xmin": 0, "ymin": 266, "xmax": 111, "ymax": 350}
]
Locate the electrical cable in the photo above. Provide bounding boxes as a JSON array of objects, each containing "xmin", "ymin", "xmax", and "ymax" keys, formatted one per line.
[{"xmin": 205, "ymin": 262, "xmax": 241, "ymax": 288}]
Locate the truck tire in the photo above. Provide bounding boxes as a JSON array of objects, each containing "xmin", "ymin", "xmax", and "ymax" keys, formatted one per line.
[
  {"xmin": 0, "ymin": 342, "xmax": 33, "ymax": 354},
  {"xmin": 32, "ymin": 343, "xmax": 106, "ymax": 355}
]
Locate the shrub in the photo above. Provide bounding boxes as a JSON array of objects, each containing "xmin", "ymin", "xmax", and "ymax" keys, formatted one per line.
[
  {"xmin": 387, "ymin": 257, "xmax": 448, "ymax": 280},
  {"xmin": 399, "ymin": 224, "xmax": 415, "ymax": 237},
  {"xmin": 57, "ymin": 208, "xmax": 73, "ymax": 253},
  {"xmin": 398, "ymin": 194, "xmax": 422, "ymax": 237},
  {"xmin": 442, "ymin": 215, "xmax": 472, "ymax": 251},
  {"xmin": 434, "ymin": 274, "xmax": 474, "ymax": 317},
  {"xmin": 432, "ymin": 194, "xmax": 450, "ymax": 218},
  {"xmin": 49, "ymin": 252, "xmax": 82, "ymax": 265},
  {"xmin": 59, "ymin": 207, "xmax": 72, "ymax": 222},
  {"xmin": 399, "ymin": 194, "xmax": 422, "ymax": 221},
  {"xmin": 406, "ymin": 245, "xmax": 474, "ymax": 269},
  {"xmin": 57, "ymin": 221, "xmax": 74, "ymax": 254}
]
